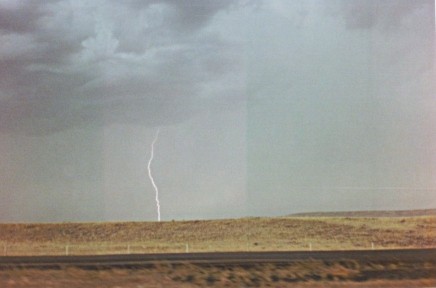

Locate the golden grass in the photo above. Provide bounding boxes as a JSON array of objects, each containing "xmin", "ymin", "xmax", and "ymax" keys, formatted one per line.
[{"xmin": 0, "ymin": 216, "xmax": 435, "ymax": 255}]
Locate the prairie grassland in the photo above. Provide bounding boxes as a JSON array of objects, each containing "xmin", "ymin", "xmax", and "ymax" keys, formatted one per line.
[{"xmin": 0, "ymin": 215, "xmax": 435, "ymax": 255}]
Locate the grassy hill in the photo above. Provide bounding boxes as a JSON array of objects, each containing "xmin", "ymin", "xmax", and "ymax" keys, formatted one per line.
[
  {"xmin": 290, "ymin": 209, "xmax": 436, "ymax": 218},
  {"xmin": 1, "ymin": 211, "xmax": 435, "ymax": 256}
]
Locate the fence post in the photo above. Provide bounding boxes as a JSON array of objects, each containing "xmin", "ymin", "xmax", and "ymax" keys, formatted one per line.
[
  {"xmin": 3, "ymin": 244, "xmax": 6, "ymax": 256},
  {"xmin": 371, "ymin": 242, "xmax": 374, "ymax": 250},
  {"xmin": 127, "ymin": 244, "xmax": 130, "ymax": 254},
  {"xmin": 65, "ymin": 244, "xmax": 69, "ymax": 256},
  {"xmin": 309, "ymin": 242, "xmax": 312, "ymax": 251},
  {"xmin": 185, "ymin": 243, "xmax": 189, "ymax": 253}
]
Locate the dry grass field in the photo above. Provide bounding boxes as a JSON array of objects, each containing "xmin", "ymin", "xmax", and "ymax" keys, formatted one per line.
[
  {"xmin": 0, "ymin": 214, "xmax": 435, "ymax": 256},
  {"xmin": 1, "ymin": 211, "xmax": 435, "ymax": 287}
]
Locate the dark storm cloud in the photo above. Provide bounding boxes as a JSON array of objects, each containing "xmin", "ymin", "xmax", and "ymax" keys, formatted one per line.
[
  {"xmin": 0, "ymin": 0, "xmax": 246, "ymax": 135},
  {"xmin": 335, "ymin": 0, "xmax": 433, "ymax": 31},
  {"xmin": 0, "ymin": 0, "xmax": 56, "ymax": 33}
]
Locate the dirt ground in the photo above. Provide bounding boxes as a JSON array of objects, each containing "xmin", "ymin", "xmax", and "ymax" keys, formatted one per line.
[
  {"xmin": 1, "ymin": 269, "xmax": 435, "ymax": 288},
  {"xmin": 1, "ymin": 258, "xmax": 435, "ymax": 288}
]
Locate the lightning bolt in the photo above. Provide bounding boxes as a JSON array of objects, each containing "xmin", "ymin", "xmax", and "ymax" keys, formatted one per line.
[{"xmin": 147, "ymin": 128, "xmax": 161, "ymax": 221}]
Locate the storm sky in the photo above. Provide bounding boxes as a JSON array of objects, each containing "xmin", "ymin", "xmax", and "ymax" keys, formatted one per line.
[{"xmin": 0, "ymin": 0, "xmax": 435, "ymax": 222}]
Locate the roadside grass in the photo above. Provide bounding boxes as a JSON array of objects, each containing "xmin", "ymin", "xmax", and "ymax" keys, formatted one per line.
[{"xmin": 0, "ymin": 215, "xmax": 435, "ymax": 255}]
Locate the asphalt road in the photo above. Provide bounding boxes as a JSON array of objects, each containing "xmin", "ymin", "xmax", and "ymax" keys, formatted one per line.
[{"xmin": 0, "ymin": 248, "xmax": 435, "ymax": 269}]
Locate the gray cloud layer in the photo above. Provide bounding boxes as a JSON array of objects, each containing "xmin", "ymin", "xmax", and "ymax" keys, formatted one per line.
[
  {"xmin": 246, "ymin": 0, "xmax": 435, "ymax": 215},
  {"xmin": 0, "ymin": 0, "xmax": 434, "ymax": 222},
  {"xmin": 0, "ymin": 0, "xmax": 246, "ymax": 135}
]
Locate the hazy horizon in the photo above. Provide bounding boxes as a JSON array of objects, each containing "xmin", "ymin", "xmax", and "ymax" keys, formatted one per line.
[{"xmin": 0, "ymin": 0, "xmax": 435, "ymax": 222}]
